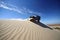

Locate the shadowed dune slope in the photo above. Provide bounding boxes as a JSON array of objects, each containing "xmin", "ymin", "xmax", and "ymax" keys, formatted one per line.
[{"xmin": 0, "ymin": 20, "xmax": 60, "ymax": 40}]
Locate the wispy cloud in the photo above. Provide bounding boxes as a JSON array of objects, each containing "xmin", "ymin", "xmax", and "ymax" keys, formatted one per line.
[
  {"xmin": 0, "ymin": 1, "xmax": 41, "ymax": 15},
  {"xmin": 0, "ymin": 2, "xmax": 23, "ymax": 14}
]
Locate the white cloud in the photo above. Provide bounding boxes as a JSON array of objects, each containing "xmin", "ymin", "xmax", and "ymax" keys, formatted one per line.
[
  {"xmin": 7, "ymin": 18, "xmax": 28, "ymax": 21},
  {"xmin": 0, "ymin": 2, "xmax": 23, "ymax": 14},
  {"xmin": 0, "ymin": 1, "xmax": 41, "ymax": 15},
  {"xmin": 0, "ymin": 18, "xmax": 29, "ymax": 21}
]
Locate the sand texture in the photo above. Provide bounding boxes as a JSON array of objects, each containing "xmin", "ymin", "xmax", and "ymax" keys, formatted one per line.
[{"xmin": 0, "ymin": 20, "xmax": 60, "ymax": 40}]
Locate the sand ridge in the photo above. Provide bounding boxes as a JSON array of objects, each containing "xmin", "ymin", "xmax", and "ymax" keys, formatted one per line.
[{"xmin": 0, "ymin": 20, "xmax": 60, "ymax": 40}]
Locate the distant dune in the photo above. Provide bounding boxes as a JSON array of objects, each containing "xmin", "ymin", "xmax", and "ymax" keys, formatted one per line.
[
  {"xmin": 48, "ymin": 24, "xmax": 60, "ymax": 26},
  {"xmin": 0, "ymin": 20, "xmax": 60, "ymax": 40}
]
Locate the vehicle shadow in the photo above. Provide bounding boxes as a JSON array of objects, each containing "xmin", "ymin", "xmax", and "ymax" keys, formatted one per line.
[{"xmin": 30, "ymin": 20, "xmax": 53, "ymax": 30}]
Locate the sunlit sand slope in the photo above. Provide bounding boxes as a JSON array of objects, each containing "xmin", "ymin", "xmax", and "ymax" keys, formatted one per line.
[{"xmin": 0, "ymin": 20, "xmax": 60, "ymax": 40}]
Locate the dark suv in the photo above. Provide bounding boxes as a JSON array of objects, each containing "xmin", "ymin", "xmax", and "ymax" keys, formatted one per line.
[{"xmin": 30, "ymin": 15, "xmax": 41, "ymax": 22}]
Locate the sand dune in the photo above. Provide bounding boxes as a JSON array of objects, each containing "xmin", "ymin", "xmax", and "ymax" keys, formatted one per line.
[{"xmin": 0, "ymin": 20, "xmax": 60, "ymax": 40}]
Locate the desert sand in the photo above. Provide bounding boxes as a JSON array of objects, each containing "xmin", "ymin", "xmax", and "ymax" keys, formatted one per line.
[{"xmin": 0, "ymin": 20, "xmax": 60, "ymax": 40}]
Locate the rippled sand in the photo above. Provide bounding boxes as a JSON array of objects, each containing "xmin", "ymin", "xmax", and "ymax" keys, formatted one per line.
[{"xmin": 0, "ymin": 20, "xmax": 60, "ymax": 40}]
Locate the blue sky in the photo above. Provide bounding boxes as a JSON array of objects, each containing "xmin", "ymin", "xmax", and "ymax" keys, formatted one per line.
[{"xmin": 0, "ymin": 0, "xmax": 60, "ymax": 24}]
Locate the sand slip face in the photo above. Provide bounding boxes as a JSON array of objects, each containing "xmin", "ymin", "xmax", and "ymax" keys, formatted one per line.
[{"xmin": 0, "ymin": 20, "xmax": 60, "ymax": 40}]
